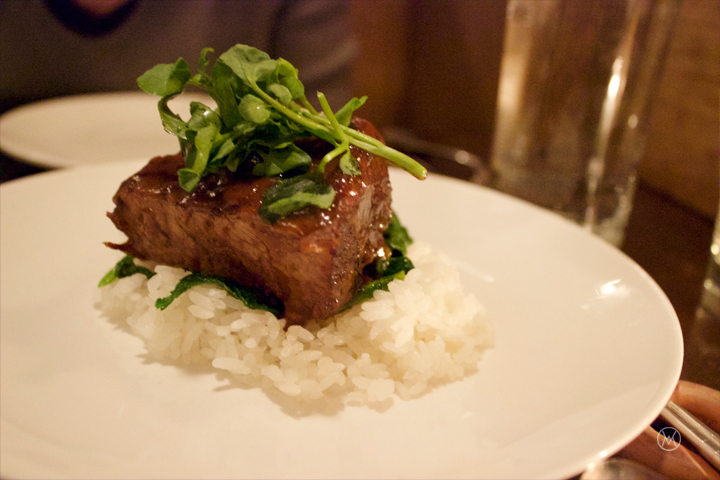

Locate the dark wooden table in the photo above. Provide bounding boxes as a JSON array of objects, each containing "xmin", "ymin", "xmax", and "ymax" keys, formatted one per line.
[
  {"xmin": 2, "ymin": 153, "xmax": 719, "ymax": 392},
  {"xmin": 622, "ymin": 179, "xmax": 720, "ymax": 391}
]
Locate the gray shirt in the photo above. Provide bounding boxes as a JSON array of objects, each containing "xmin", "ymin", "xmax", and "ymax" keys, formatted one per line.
[{"xmin": 0, "ymin": 0, "xmax": 357, "ymax": 112}]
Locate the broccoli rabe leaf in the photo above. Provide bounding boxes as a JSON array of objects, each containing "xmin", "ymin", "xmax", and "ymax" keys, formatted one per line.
[
  {"xmin": 342, "ymin": 211, "xmax": 415, "ymax": 310},
  {"xmin": 98, "ymin": 255, "xmax": 155, "ymax": 287},
  {"xmin": 155, "ymin": 273, "xmax": 283, "ymax": 316},
  {"xmin": 342, "ymin": 272, "xmax": 406, "ymax": 311},
  {"xmin": 383, "ymin": 211, "xmax": 413, "ymax": 256}
]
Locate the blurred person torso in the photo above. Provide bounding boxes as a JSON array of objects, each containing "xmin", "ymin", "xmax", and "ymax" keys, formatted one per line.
[{"xmin": 0, "ymin": 0, "xmax": 357, "ymax": 112}]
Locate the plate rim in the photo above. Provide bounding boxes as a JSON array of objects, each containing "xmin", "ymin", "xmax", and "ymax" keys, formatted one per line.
[{"xmin": 0, "ymin": 92, "xmax": 213, "ymax": 169}]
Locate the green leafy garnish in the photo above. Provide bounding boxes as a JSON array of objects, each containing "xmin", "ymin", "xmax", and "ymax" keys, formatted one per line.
[
  {"xmin": 342, "ymin": 211, "xmax": 415, "ymax": 309},
  {"xmin": 383, "ymin": 211, "xmax": 413, "ymax": 256},
  {"xmin": 155, "ymin": 273, "xmax": 283, "ymax": 316},
  {"xmin": 98, "ymin": 255, "xmax": 155, "ymax": 287},
  {"xmin": 137, "ymin": 58, "xmax": 191, "ymax": 97},
  {"xmin": 252, "ymin": 144, "xmax": 311, "ymax": 177},
  {"xmin": 343, "ymin": 271, "xmax": 406, "ymax": 310},
  {"xmin": 137, "ymin": 44, "xmax": 427, "ymax": 221},
  {"xmin": 258, "ymin": 172, "xmax": 335, "ymax": 224},
  {"xmin": 99, "ymin": 256, "xmax": 283, "ymax": 315},
  {"xmin": 369, "ymin": 255, "xmax": 415, "ymax": 279}
]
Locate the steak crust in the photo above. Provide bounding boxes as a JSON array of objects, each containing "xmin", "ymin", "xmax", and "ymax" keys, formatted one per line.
[{"xmin": 106, "ymin": 118, "xmax": 392, "ymax": 325}]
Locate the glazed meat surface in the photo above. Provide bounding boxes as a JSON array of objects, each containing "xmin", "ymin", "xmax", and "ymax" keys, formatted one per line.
[{"xmin": 106, "ymin": 118, "xmax": 393, "ymax": 325}]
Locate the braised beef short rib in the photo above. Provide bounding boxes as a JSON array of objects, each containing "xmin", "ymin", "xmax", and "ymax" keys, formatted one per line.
[{"xmin": 106, "ymin": 118, "xmax": 392, "ymax": 325}]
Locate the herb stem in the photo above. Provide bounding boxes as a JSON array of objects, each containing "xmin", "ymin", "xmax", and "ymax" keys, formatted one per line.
[
  {"xmin": 318, "ymin": 92, "xmax": 348, "ymax": 144},
  {"xmin": 297, "ymin": 108, "xmax": 428, "ymax": 180},
  {"xmin": 299, "ymin": 96, "xmax": 319, "ymax": 116},
  {"xmin": 347, "ymin": 136, "xmax": 428, "ymax": 180},
  {"xmin": 249, "ymin": 82, "xmax": 331, "ymax": 139},
  {"xmin": 252, "ymin": 83, "xmax": 427, "ymax": 180},
  {"xmin": 317, "ymin": 92, "xmax": 351, "ymax": 173}
]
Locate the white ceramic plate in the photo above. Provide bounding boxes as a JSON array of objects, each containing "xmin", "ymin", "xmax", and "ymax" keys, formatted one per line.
[
  {"xmin": 0, "ymin": 92, "xmax": 215, "ymax": 168},
  {"xmin": 0, "ymin": 163, "xmax": 682, "ymax": 479}
]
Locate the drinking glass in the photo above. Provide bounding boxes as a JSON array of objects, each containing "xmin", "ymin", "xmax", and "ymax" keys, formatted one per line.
[{"xmin": 490, "ymin": 0, "xmax": 680, "ymax": 246}]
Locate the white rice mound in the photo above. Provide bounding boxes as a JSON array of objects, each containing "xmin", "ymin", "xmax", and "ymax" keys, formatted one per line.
[{"xmin": 97, "ymin": 241, "xmax": 494, "ymax": 406}]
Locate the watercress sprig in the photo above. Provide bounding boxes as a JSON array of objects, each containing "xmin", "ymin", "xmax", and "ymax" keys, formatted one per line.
[{"xmin": 137, "ymin": 45, "xmax": 426, "ymax": 220}]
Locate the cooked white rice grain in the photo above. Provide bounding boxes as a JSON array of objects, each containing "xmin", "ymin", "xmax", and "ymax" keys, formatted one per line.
[{"xmin": 97, "ymin": 242, "xmax": 494, "ymax": 406}]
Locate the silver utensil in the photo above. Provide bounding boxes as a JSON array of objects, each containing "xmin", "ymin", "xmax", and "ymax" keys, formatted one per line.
[
  {"xmin": 381, "ymin": 126, "xmax": 490, "ymax": 184},
  {"xmin": 580, "ymin": 458, "xmax": 670, "ymax": 479},
  {"xmin": 661, "ymin": 401, "xmax": 720, "ymax": 471}
]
